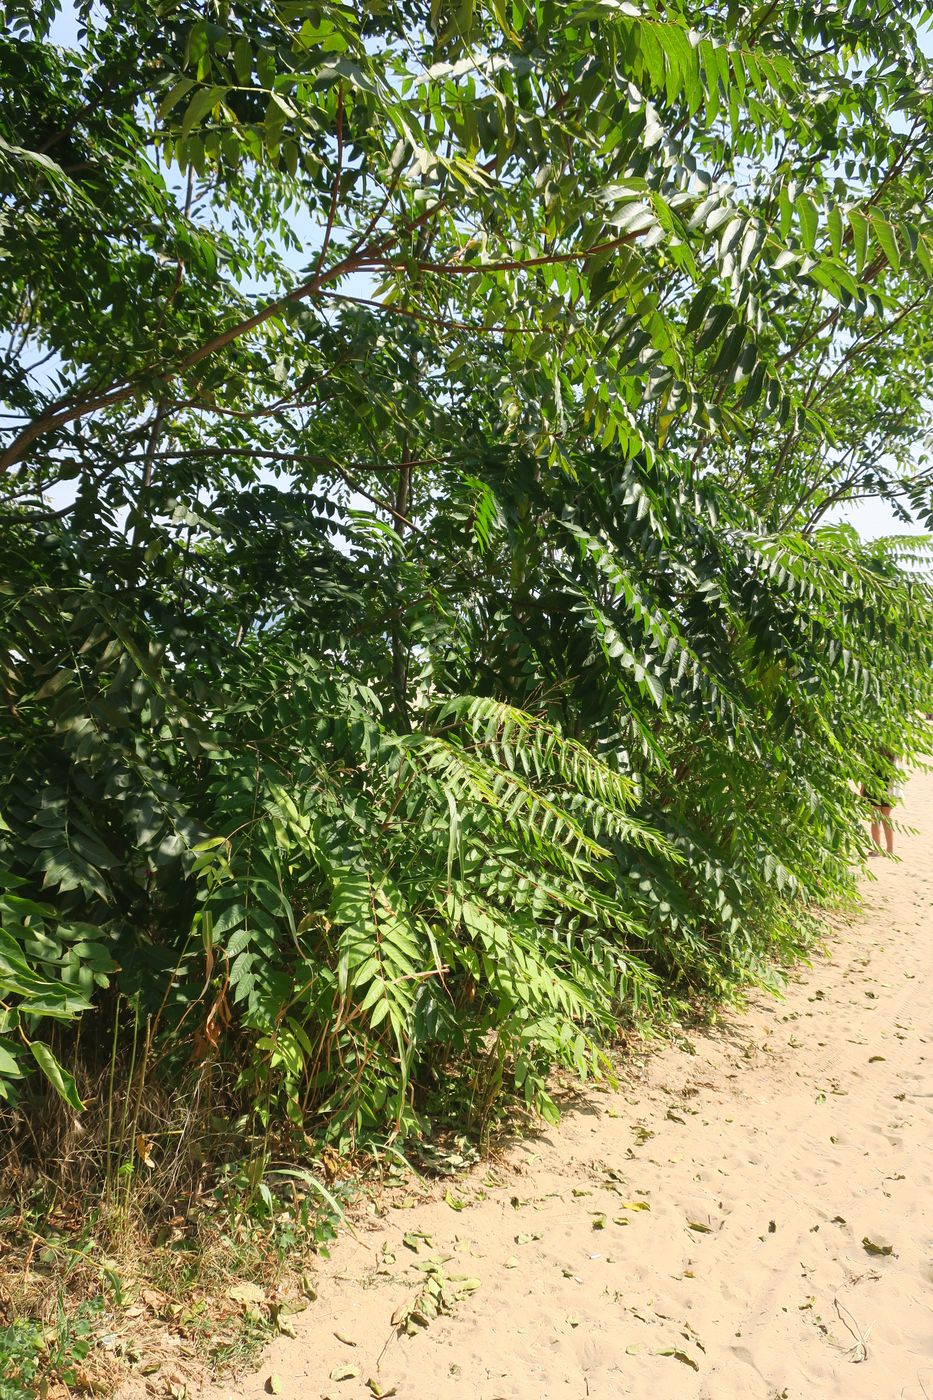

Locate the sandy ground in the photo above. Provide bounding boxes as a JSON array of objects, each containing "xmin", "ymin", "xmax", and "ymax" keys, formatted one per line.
[{"xmin": 194, "ymin": 770, "xmax": 933, "ymax": 1400}]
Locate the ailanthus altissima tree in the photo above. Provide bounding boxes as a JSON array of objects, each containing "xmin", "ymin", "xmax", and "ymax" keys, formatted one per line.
[{"xmin": 2, "ymin": 0, "xmax": 933, "ymax": 1162}]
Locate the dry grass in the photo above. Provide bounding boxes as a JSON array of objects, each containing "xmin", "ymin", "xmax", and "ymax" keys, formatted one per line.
[
  {"xmin": 0, "ymin": 1027, "xmax": 608, "ymax": 1396},
  {"xmin": 0, "ymin": 1055, "xmax": 355, "ymax": 1399}
]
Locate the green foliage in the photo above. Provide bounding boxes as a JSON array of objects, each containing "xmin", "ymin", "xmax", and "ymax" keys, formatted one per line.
[
  {"xmin": 2, "ymin": 0, "xmax": 933, "ymax": 1165},
  {"xmin": 0, "ymin": 1301, "xmax": 100, "ymax": 1400},
  {"xmin": 0, "ymin": 1319, "xmax": 44, "ymax": 1400}
]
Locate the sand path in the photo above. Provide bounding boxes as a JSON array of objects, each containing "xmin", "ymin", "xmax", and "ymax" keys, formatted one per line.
[{"xmin": 203, "ymin": 769, "xmax": 933, "ymax": 1400}]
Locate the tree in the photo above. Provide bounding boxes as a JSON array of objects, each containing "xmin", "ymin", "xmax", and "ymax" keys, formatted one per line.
[{"xmin": 1, "ymin": 1, "xmax": 932, "ymax": 1149}]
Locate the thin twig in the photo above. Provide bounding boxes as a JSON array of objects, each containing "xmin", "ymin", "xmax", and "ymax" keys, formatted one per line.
[
  {"xmin": 375, "ymin": 228, "xmax": 643, "ymax": 279},
  {"xmin": 833, "ymin": 1294, "xmax": 870, "ymax": 1363},
  {"xmin": 317, "ymin": 87, "xmax": 344, "ymax": 275}
]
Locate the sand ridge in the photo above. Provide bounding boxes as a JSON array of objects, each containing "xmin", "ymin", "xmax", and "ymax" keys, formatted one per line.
[{"xmin": 194, "ymin": 770, "xmax": 933, "ymax": 1400}]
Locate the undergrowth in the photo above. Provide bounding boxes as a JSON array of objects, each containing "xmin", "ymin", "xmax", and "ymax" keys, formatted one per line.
[
  {"xmin": 0, "ymin": 1153, "xmax": 347, "ymax": 1397},
  {"xmin": 0, "ymin": 967, "xmax": 803, "ymax": 1396}
]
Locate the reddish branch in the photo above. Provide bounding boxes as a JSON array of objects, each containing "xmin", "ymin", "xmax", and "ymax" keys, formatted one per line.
[{"xmin": 0, "ymin": 220, "xmax": 646, "ymax": 475}]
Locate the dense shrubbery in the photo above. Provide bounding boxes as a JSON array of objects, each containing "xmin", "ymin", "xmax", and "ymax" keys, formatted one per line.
[{"xmin": 2, "ymin": 0, "xmax": 933, "ymax": 1188}]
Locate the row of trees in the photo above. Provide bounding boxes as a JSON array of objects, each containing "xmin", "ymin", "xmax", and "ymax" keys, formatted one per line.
[{"xmin": 2, "ymin": 1, "xmax": 933, "ymax": 1175}]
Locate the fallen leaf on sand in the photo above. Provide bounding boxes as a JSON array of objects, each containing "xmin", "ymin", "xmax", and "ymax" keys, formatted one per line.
[
  {"xmin": 330, "ymin": 1364, "xmax": 361, "ymax": 1382},
  {"xmin": 366, "ymin": 1380, "xmax": 398, "ymax": 1398},
  {"xmin": 274, "ymin": 1308, "xmax": 298, "ymax": 1338},
  {"xmin": 656, "ymin": 1348, "xmax": 700, "ymax": 1371},
  {"xmin": 862, "ymin": 1237, "xmax": 894, "ymax": 1257},
  {"xmin": 265, "ymin": 1375, "xmax": 282, "ymax": 1395}
]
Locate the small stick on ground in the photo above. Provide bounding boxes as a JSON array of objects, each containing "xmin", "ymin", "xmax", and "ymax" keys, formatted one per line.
[{"xmin": 834, "ymin": 1295, "xmax": 870, "ymax": 1363}]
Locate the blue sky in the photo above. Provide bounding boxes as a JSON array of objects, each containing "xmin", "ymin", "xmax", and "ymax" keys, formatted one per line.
[{"xmin": 824, "ymin": 494, "xmax": 927, "ymax": 539}]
